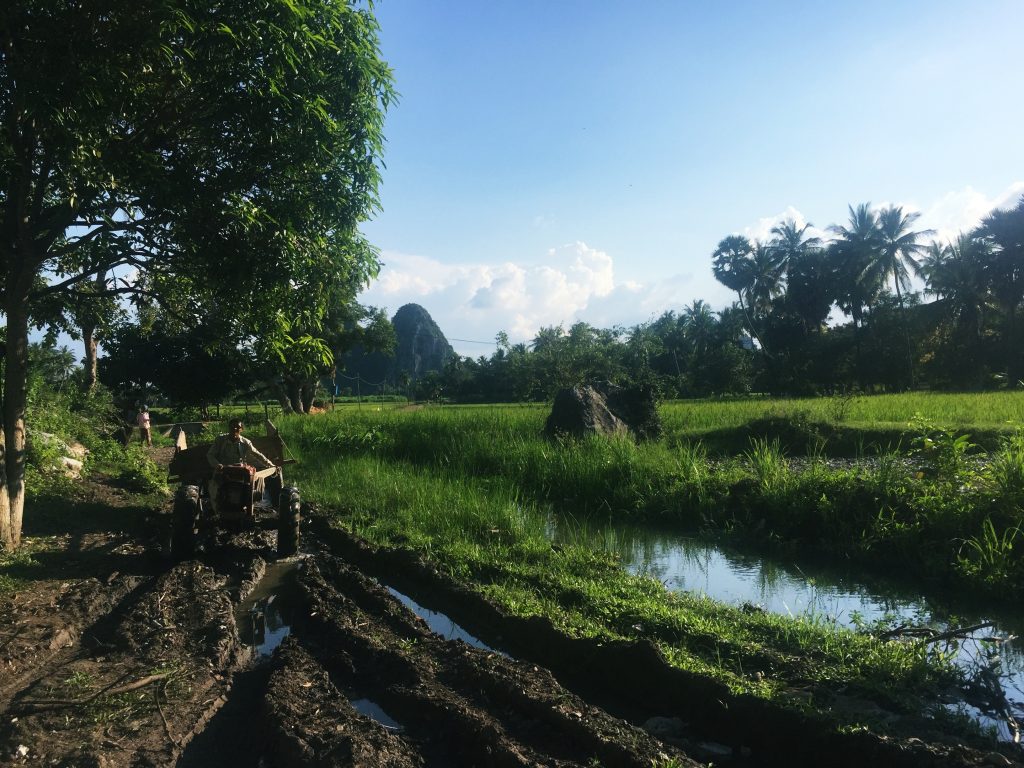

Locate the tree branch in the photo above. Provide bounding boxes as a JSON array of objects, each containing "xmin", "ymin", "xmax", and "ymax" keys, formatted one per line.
[{"xmin": 13, "ymin": 672, "xmax": 173, "ymax": 713}]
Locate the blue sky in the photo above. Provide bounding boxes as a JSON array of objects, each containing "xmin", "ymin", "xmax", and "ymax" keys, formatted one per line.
[{"xmin": 358, "ymin": 0, "xmax": 1024, "ymax": 356}]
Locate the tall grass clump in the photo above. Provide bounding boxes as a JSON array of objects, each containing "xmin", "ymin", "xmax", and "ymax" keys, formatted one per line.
[
  {"xmin": 289, "ymin": 407, "xmax": 694, "ymax": 521},
  {"xmin": 988, "ymin": 428, "xmax": 1024, "ymax": 506},
  {"xmin": 743, "ymin": 437, "xmax": 791, "ymax": 495},
  {"xmin": 956, "ymin": 519, "xmax": 1021, "ymax": 586}
]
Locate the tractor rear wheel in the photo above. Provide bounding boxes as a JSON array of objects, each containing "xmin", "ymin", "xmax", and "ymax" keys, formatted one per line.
[
  {"xmin": 171, "ymin": 485, "xmax": 200, "ymax": 558},
  {"xmin": 277, "ymin": 487, "xmax": 301, "ymax": 557}
]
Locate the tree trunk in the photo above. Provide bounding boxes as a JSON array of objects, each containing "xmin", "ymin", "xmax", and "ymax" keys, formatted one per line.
[
  {"xmin": 1006, "ymin": 301, "xmax": 1020, "ymax": 386},
  {"xmin": 852, "ymin": 312, "xmax": 864, "ymax": 389},
  {"xmin": 2, "ymin": 301, "xmax": 30, "ymax": 550},
  {"xmin": 287, "ymin": 380, "xmax": 305, "ymax": 414},
  {"xmin": 271, "ymin": 381, "xmax": 294, "ymax": 414},
  {"xmin": 81, "ymin": 322, "xmax": 99, "ymax": 393},
  {"xmin": 737, "ymin": 293, "xmax": 770, "ymax": 357},
  {"xmin": 300, "ymin": 381, "xmax": 316, "ymax": 413},
  {"xmin": 894, "ymin": 279, "xmax": 916, "ymax": 389},
  {"xmin": 0, "ymin": 424, "xmax": 10, "ymax": 551}
]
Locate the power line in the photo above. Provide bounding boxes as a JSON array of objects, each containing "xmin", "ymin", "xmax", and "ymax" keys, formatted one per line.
[
  {"xmin": 448, "ymin": 337, "xmax": 497, "ymax": 345},
  {"xmin": 335, "ymin": 372, "xmax": 389, "ymax": 387}
]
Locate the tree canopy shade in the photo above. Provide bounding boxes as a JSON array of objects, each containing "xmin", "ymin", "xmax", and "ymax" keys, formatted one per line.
[{"xmin": 0, "ymin": 0, "xmax": 394, "ymax": 549}]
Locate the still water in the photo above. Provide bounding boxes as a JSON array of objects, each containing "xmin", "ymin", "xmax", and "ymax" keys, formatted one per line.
[
  {"xmin": 549, "ymin": 516, "xmax": 1023, "ymax": 742},
  {"xmin": 235, "ymin": 559, "xmax": 301, "ymax": 658}
]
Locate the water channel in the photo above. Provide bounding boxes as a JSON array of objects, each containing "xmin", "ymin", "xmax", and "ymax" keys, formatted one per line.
[{"xmin": 548, "ymin": 515, "xmax": 1024, "ymax": 743}]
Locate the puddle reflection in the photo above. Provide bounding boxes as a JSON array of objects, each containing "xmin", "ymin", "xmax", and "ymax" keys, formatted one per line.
[
  {"xmin": 351, "ymin": 697, "xmax": 404, "ymax": 731},
  {"xmin": 386, "ymin": 586, "xmax": 503, "ymax": 655},
  {"xmin": 548, "ymin": 515, "xmax": 1024, "ymax": 742},
  {"xmin": 235, "ymin": 559, "xmax": 301, "ymax": 657}
]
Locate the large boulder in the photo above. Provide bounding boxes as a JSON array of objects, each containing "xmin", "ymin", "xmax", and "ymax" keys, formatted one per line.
[
  {"xmin": 604, "ymin": 383, "xmax": 663, "ymax": 440},
  {"xmin": 544, "ymin": 385, "xmax": 626, "ymax": 439},
  {"xmin": 544, "ymin": 384, "xmax": 662, "ymax": 441}
]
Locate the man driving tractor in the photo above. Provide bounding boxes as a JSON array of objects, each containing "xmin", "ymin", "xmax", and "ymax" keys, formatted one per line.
[{"xmin": 207, "ymin": 418, "xmax": 280, "ymax": 514}]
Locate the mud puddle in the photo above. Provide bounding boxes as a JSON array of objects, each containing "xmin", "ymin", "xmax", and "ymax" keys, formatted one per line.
[
  {"xmin": 386, "ymin": 584, "xmax": 501, "ymax": 653},
  {"xmin": 349, "ymin": 697, "xmax": 405, "ymax": 731},
  {"xmin": 235, "ymin": 558, "xmax": 303, "ymax": 659},
  {"xmin": 277, "ymin": 555, "xmax": 696, "ymax": 767}
]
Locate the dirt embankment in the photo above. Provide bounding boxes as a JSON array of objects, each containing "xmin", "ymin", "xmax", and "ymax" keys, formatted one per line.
[{"xmin": 1, "ymin": 477, "xmax": 1021, "ymax": 767}]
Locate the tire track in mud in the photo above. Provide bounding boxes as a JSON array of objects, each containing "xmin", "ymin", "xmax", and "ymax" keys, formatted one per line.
[
  {"xmin": 2, "ymin": 519, "xmax": 1021, "ymax": 767},
  {"xmin": 305, "ymin": 519, "xmax": 1024, "ymax": 768},
  {"xmin": 272, "ymin": 555, "xmax": 692, "ymax": 768}
]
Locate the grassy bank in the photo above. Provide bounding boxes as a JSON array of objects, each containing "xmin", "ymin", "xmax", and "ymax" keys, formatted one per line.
[
  {"xmin": 288, "ymin": 449, "xmax": 969, "ymax": 736},
  {"xmin": 279, "ymin": 399, "xmax": 1024, "ymax": 738},
  {"xmin": 2, "ymin": 381, "xmax": 167, "ymax": 598},
  {"xmin": 282, "ymin": 401, "xmax": 1024, "ymax": 595}
]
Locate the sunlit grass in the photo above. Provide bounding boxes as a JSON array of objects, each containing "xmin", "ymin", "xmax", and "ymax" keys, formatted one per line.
[
  {"xmin": 276, "ymin": 393, "xmax": 1023, "ymax": 738},
  {"xmin": 291, "ymin": 449, "xmax": 960, "ymax": 721},
  {"xmin": 281, "ymin": 400, "xmax": 1024, "ymax": 594}
]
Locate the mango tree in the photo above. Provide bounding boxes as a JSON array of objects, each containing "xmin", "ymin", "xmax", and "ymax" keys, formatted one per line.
[{"xmin": 0, "ymin": 0, "xmax": 393, "ymax": 549}]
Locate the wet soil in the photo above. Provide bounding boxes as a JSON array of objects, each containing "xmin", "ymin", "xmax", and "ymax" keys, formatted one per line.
[{"xmin": 1, "ymin": 472, "xmax": 1021, "ymax": 767}]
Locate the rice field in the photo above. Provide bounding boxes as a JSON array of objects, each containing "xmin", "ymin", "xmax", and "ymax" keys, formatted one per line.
[
  {"xmin": 279, "ymin": 391, "xmax": 1024, "ymax": 597},
  {"xmin": 276, "ymin": 394, "xmax": 1023, "ymax": 737}
]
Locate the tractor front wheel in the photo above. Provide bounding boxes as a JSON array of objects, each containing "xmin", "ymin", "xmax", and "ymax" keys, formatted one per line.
[
  {"xmin": 171, "ymin": 485, "xmax": 201, "ymax": 558},
  {"xmin": 277, "ymin": 487, "xmax": 301, "ymax": 557}
]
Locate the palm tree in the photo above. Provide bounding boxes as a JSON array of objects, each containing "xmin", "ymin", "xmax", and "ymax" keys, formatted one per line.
[
  {"xmin": 873, "ymin": 206, "xmax": 933, "ymax": 312},
  {"xmin": 923, "ymin": 234, "xmax": 994, "ymax": 342},
  {"xmin": 712, "ymin": 235, "xmax": 754, "ymax": 304},
  {"xmin": 829, "ymin": 203, "xmax": 884, "ymax": 323},
  {"xmin": 712, "ymin": 235, "xmax": 762, "ymax": 349},
  {"xmin": 769, "ymin": 219, "xmax": 822, "ymax": 276},
  {"xmin": 747, "ymin": 239, "xmax": 786, "ymax": 315},
  {"xmin": 919, "ymin": 240, "xmax": 949, "ymax": 297},
  {"xmin": 681, "ymin": 299, "xmax": 716, "ymax": 356},
  {"xmin": 979, "ymin": 196, "xmax": 1024, "ymax": 385},
  {"xmin": 828, "ymin": 203, "xmax": 884, "ymax": 385},
  {"xmin": 869, "ymin": 205, "xmax": 933, "ymax": 386}
]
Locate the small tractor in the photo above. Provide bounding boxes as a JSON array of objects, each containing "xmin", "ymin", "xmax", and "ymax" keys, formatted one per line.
[{"xmin": 167, "ymin": 420, "xmax": 301, "ymax": 558}]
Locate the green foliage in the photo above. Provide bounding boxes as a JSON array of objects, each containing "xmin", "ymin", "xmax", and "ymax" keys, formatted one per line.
[
  {"xmin": 987, "ymin": 428, "xmax": 1024, "ymax": 505},
  {"xmin": 0, "ymin": 547, "xmax": 39, "ymax": 596},
  {"xmin": 112, "ymin": 446, "xmax": 167, "ymax": 495},
  {"xmin": 286, "ymin": 415, "xmax": 969, "ymax": 737},
  {"xmin": 909, "ymin": 414, "xmax": 979, "ymax": 486},
  {"xmin": 100, "ymin": 320, "xmax": 252, "ymax": 411},
  {"xmin": 285, "ymin": 400, "xmax": 1024, "ymax": 596},
  {"xmin": 21, "ymin": 343, "xmax": 168, "ymax": 498},
  {"xmin": 956, "ymin": 519, "xmax": 1021, "ymax": 585},
  {"xmin": 1, "ymin": 0, "xmax": 395, "ymax": 545}
]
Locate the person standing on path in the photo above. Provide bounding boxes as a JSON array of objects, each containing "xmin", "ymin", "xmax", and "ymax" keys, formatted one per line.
[{"xmin": 137, "ymin": 405, "xmax": 152, "ymax": 447}]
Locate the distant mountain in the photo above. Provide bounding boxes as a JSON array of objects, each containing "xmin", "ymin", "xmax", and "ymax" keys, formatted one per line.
[{"xmin": 337, "ymin": 304, "xmax": 455, "ymax": 394}]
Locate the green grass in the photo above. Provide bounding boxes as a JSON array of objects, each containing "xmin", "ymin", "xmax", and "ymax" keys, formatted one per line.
[
  {"xmin": 281, "ymin": 401, "xmax": 1024, "ymax": 595},
  {"xmin": 662, "ymin": 391, "xmax": 1024, "ymax": 432},
  {"xmin": 274, "ymin": 394, "xmax": 1024, "ymax": 739},
  {"xmin": 291, "ymin": 452, "xmax": 958, "ymax": 715},
  {"xmin": 278, "ymin": 404, "xmax": 1024, "ymax": 738},
  {"xmin": 0, "ymin": 546, "xmax": 40, "ymax": 596}
]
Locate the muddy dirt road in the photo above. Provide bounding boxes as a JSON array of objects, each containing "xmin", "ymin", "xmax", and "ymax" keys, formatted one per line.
[{"xmin": 1, "ymin": 491, "xmax": 1020, "ymax": 767}]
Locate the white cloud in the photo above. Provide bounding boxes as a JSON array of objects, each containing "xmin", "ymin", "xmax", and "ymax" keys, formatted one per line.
[
  {"xmin": 740, "ymin": 182, "xmax": 1024, "ymax": 253},
  {"xmin": 360, "ymin": 241, "xmax": 715, "ymax": 355},
  {"xmin": 917, "ymin": 182, "xmax": 1024, "ymax": 246},
  {"xmin": 741, "ymin": 205, "xmax": 829, "ymax": 245}
]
